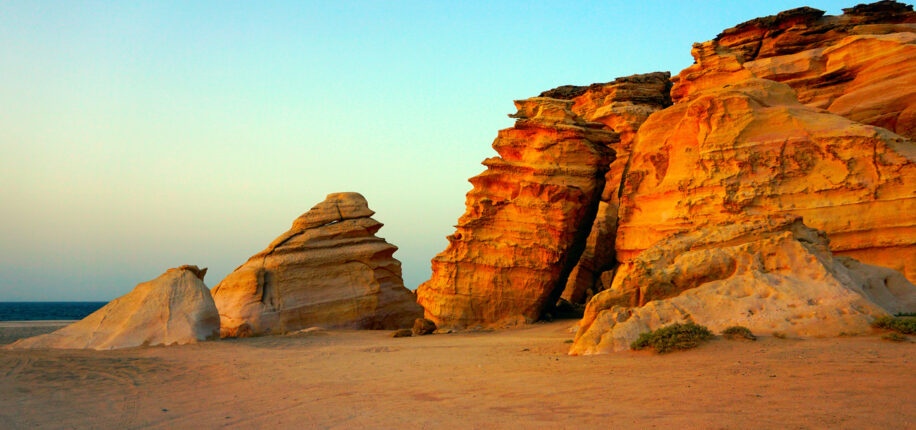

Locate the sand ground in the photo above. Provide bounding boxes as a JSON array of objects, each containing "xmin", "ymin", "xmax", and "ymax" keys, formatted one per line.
[{"xmin": 0, "ymin": 320, "xmax": 913, "ymax": 429}]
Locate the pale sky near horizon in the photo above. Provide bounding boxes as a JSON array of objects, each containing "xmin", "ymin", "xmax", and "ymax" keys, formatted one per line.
[{"xmin": 1, "ymin": 0, "xmax": 866, "ymax": 301}]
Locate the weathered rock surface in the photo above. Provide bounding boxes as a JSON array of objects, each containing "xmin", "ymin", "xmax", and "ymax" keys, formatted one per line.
[
  {"xmin": 571, "ymin": 216, "xmax": 916, "ymax": 355},
  {"xmin": 541, "ymin": 72, "xmax": 674, "ymax": 304},
  {"xmin": 416, "ymin": 98, "xmax": 617, "ymax": 328},
  {"xmin": 616, "ymin": 78, "xmax": 916, "ymax": 283},
  {"xmin": 211, "ymin": 192, "xmax": 422, "ymax": 337},
  {"xmin": 6, "ymin": 266, "xmax": 219, "ymax": 350},
  {"xmin": 672, "ymin": 1, "xmax": 916, "ymax": 140}
]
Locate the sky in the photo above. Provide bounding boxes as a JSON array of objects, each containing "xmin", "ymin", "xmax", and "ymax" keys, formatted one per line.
[{"xmin": 0, "ymin": 0, "xmax": 865, "ymax": 301}]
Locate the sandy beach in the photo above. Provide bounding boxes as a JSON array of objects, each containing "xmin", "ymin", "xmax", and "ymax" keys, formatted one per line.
[
  {"xmin": 0, "ymin": 321, "xmax": 73, "ymax": 347},
  {"xmin": 1, "ymin": 320, "xmax": 913, "ymax": 429}
]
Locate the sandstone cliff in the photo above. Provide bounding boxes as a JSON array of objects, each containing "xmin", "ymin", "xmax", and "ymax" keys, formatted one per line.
[
  {"xmin": 7, "ymin": 266, "xmax": 219, "ymax": 350},
  {"xmin": 416, "ymin": 98, "xmax": 617, "ymax": 328},
  {"xmin": 671, "ymin": 1, "xmax": 916, "ymax": 140},
  {"xmin": 417, "ymin": 0, "xmax": 916, "ymax": 332},
  {"xmin": 571, "ymin": 217, "xmax": 916, "ymax": 355},
  {"xmin": 211, "ymin": 192, "xmax": 422, "ymax": 337},
  {"xmin": 616, "ymin": 78, "xmax": 916, "ymax": 283}
]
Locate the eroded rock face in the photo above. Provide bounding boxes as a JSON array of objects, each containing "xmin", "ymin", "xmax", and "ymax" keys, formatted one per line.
[
  {"xmin": 541, "ymin": 72, "xmax": 672, "ymax": 149},
  {"xmin": 671, "ymin": 1, "xmax": 916, "ymax": 139},
  {"xmin": 571, "ymin": 217, "xmax": 916, "ymax": 355},
  {"xmin": 7, "ymin": 265, "xmax": 220, "ymax": 350},
  {"xmin": 416, "ymin": 98, "xmax": 617, "ymax": 328},
  {"xmin": 540, "ymin": 72, "xmax": 673, "ymax": 304},
  {"xmin": 211, "ymin": 192, "xmax": 422, "ymax": 336},
  {"xmin": 616, "ymin": 78, "xmax": 916, "ymax": 283}
]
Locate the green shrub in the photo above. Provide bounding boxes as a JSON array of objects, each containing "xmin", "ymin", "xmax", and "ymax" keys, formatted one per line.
[
  {"xmin": 882, "ymin": 333, "xmax": 907, "ymax": 342},
  {"xmin": 630, "ymin": 322, "xmax": 713, "ymax": 353},
  {"xmin": 773, "ymin": 332, "xmax": 787, "ymax": 339},
  {"xmin": 872, "ymin": 316, "xmax": 916, "ymax": 335},
  {"xmin": 722, "ymin": 326, "xmax": 756, "ymax": 341}
]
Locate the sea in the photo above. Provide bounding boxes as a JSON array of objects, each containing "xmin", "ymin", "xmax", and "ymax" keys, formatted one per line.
[{"xmin": 0, "ymin": 302, "xmax": 108, "ymax": 321}]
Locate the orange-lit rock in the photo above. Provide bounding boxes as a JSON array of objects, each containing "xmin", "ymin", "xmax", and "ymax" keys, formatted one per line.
[
  {"xmin": 541, "ymin": 72, "xmax": 673, "ymax": 303},
  {"xmin": 616, "ymin": 78, "xmax": 916, "ymax": 283},
  {"xmin": 672, "ymin": 1, "xmax": 916, "ymax": 139},
  {"xmin": 7, "ymin": 265, "xmax": 220, "ymax": 350},
  {"xmin": 541, "ymin": 72, "xmax": 672, "ymax": 150},
  {"xmin": 416, "ymin": 98, "xmax": 617, "ymax": 328},
  {"xmin": 211, "ymin": 193, "xmax": 422, "ymax": 337},
  {"xmin": 571, "ymin": 216, "xmax": 916, "ymax": 355}
]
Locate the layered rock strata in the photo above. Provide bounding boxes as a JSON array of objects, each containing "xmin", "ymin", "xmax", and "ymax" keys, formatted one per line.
[
  {"xmin": 7, "ymin": 266, "xmax": 219, "ymax": 350},
  {"xmin": 671, "ymin": 1, "xmax": 916, "ymax": 140},
  {"xmin": 211, "ymin": 192, "xmax": 422, "ymax": 337},
  {"xmin": 615, "ymin": 78, "xmax": 916, "ymax": 282},
  {"xmin": 416, "ymin": 98, "xmax": 617, "ymax": 328},
  {"xmin": 541, "ymin": 72, "xmax": 673, "ymax": 303},
  {"xmin": 571, "ymin": 216, "xmax": 916, "ymax": 355}
]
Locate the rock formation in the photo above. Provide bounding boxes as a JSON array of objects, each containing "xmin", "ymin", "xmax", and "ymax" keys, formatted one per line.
[
  {"xmin": 570, "ymin": 216, "xmax": 916, "ymax": 355},
  {"xmin": 615, "ymin": 78, "xmax": 916, "ymax": 283},
  {"xmin": 671, "ymin": 2, "xmax": 916, "ymax": 140},
  {"xmin": 211, "ymin": 192, "xmax": 422, "ymax": 337},
  {"xmin": 6, "ymin": 266, "xmax": 220, "ymax": 350},
  {"xmin": 416, "ymin": 98, "xmax": 617, "ymax": 328},
  {"xmin": 416, "ymin": 1, "xmax": 916, "ymax": 334},
  {"xmin": 541, "ymin": 72, "xmax": 673, "ymax": 303}
]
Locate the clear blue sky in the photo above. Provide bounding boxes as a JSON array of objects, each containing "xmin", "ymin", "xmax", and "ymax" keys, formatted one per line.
[{"xmin": 0, "ymin": 0, "xmax": 864, "ymax": 301}]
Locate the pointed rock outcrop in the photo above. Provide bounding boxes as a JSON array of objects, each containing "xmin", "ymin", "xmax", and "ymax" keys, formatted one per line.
[
  {"xmin": 571, "ymin": 216, "xmax": 916, "ymax": 355},
  {"xmin": 416, "ymin": 98, "xmax": 617, "ymax": 328},
  {"xmin": 6, "ymin": 265, "xmax": 219, "ymax": 350},
  {"xmin": 211, "ymin": 192, "xmax": 422, "ymax": 337},
  {"xmin": 616, "ymin": 78, "xmax": 916, "ymax": 283}
]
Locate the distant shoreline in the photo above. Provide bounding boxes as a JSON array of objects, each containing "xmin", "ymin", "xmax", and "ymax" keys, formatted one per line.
[
  {"xmin": 0, "ymin": 302, "xmax": 107, "ymax": 322},
  {"xmin": 0, "ymin": 302, "xmax": 107, "ymax": 305},
  {"xmin": 0, "ymin": 320, "xmax": 75, "ymax": 328}
]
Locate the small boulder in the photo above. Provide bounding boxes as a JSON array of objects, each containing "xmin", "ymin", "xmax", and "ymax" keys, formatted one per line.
[
  {"xmin": 286, "ymin": 327, "xmax": 325, "ymax": 336},
  {"xmin": 412, "ymin": 318, "xmax": 437, "ymax": 336},
  {"xmin": 391, "ymin": 329, "xmax": 412, "ymax": 338}
]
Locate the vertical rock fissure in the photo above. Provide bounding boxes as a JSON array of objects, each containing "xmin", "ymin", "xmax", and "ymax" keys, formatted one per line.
[{"xmin": 544, "ymin": 168, "xmax": 609, "ymax": 318}]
